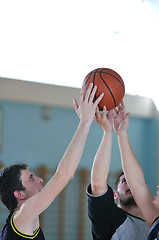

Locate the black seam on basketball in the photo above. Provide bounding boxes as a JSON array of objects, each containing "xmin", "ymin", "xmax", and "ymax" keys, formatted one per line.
[
  {"xmin": 84, "ymin": 72, "xmax": 93, "ymax": 86},
  {"xmin": 102, "ymin": 71, "xmax": 125, "ymax": 91},
  {"xmin": 85, "ymin": 69, "xmax": 101, "ymax": 86},
  {"xmin": 93, "ymin": 68, "xmax": 100, "ymax": 102},
  {"xmin": 98, "ymin": 103, "xmax": 103, "ymax": 111},
  {"xmin": 91, "ymin": 69, "xmax": 125, "ymax": 91},
  {"xmin": 92, "ymin": 68, "xmax": 105, "ymax": 74},
  {"xmin": 100, "ymin": 70, "xmax": 116, "ymax": 107}
]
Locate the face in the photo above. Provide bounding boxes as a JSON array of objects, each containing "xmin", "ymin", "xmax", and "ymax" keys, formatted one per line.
[
  {"xmin": 116, "ymin": 174, "xmax": 136, "ymax": 207},
  {"xmin": 20, "ymin": 169, "xmax": 44, "ymax": 199}
]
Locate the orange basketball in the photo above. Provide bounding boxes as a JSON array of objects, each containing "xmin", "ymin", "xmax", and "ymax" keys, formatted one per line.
[{"xmin": 83, "ymin": 68, "xmax": 125, "ymax": 110}]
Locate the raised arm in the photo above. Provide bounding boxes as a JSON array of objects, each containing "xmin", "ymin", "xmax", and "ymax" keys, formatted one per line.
[
  {"xmin": 91, "ymin": 106, "xmax": 114, "ymax": 195},
  {"xmin": 113, "ymin": 101, "xmax": 159, "ymax": 226},
  {"xmin": 20, "ymin": 83, "xmax": 104, "ymax": 220}
]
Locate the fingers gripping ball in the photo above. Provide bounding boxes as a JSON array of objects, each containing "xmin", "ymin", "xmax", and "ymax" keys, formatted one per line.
[{"xmin": 83, "ymin": 68, "xmax": 125, "ymax": 110}]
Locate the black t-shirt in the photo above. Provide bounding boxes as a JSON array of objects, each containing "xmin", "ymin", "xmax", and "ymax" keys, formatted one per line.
[
  {"xmin": 87, "ymin": 184, "xmax": 150, "ymax": 240},
  {"xmin": 147, "ymin": 217, "xmax": 159, "ymax": 240}
]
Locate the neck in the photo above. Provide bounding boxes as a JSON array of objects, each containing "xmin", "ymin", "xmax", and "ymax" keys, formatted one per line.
[
  {"xmin": 118, "ymin": 203, "xmax": 144, "ymax": 219},
  {"xmin": 15, "ymin": 200, "xmax": 25, "ymax": 212}
]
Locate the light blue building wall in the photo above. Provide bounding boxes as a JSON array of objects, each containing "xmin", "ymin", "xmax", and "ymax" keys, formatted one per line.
[{"xmin": 0, "ymin": 100, "xmax": 158, "ymax": 195}]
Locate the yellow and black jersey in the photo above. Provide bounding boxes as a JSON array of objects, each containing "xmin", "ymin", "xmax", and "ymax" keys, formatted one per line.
[{"xmin": 0, "ymin": 212, "xmax": 45, "ymax": 240}]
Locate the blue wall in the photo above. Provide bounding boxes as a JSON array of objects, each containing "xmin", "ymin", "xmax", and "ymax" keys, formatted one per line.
[{"xmin": 0, "ymin": 100, "xmax": 158, "ymax": 195}]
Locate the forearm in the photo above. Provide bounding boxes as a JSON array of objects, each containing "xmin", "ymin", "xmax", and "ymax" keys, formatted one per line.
[
  {"xmin": 117, "ymin": 130, "xmax": 159, "ymax": 226},
  {"xmin": 31, "ymin": 121, "xmax": 91, "ymax": 216},
  {"xmin": 28, "ymin": 121, "xmax": 90, "ymax": 218},
  {"xmin": 91, "ymin": 130, "xmax": 113, "ymax": 195},
  {"xmin": 118, "ymin": 131, "xmax": 145, "ymax": 191},
  {"xmin": 56, "ymin": 121, "xmax": 91, "ymax": 180}
]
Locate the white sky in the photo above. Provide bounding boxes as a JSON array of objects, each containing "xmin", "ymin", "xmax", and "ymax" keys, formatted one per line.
[{"xmin": 0, "ymin": 0, "xmax": 159, "ymax": 108}]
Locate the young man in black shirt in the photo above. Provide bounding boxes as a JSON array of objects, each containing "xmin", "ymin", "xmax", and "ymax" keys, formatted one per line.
[{"xmin": 87, "ymin": 105, "xmax": 150, "ymax": 240}]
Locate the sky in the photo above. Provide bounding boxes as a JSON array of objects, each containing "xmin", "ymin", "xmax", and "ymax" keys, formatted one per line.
[{"xmin": 0, "ymin": 0, "xmax": 159, "ymax": 108}]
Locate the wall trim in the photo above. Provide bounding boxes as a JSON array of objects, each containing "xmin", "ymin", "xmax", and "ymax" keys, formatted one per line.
[{"xmin": 0, "ymin": 77, "xmax": 158, "ymax": 118}]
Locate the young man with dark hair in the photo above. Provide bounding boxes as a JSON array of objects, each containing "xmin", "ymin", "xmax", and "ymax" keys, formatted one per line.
[
  {"xmin": 114, "ymin": 101, "xmax": 159, "ymax": 240},
  {"xmin": 87, "ymin": 105, "xmax": 150, "ymax": 239},
  {"xmin": 0, "ymin": 83, "xmax": 104, "ymax": 240},
  {"xmin": 0, "ymin": 164, "xmax": 27, "ymax": 213}
]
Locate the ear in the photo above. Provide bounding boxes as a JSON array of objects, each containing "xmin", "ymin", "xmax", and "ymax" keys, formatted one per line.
[
  {"xmin": 14, "ymin": 190, "xmax": 25, "ymax": 200},
  {"xmin": 113, "ymin": 190, "xmax": 118, "ymax": 200}
]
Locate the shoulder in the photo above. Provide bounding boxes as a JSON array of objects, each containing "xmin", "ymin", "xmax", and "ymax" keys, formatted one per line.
[{"xmin": 87, "ymin": 183, "xmax": 127, "ymax": 222}]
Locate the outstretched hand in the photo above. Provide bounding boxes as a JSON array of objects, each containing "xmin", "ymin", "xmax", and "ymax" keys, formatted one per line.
[
  {"xmin": 73, "ymin": 83, "xmax": 104, "ymax": 126},
  {"xmin": 95, "ymin": 106, "xmax": 114, "ymax": 131},
  {"xmin": 113, "ymin": 100, "xmax": 130, "ymax": 135}
]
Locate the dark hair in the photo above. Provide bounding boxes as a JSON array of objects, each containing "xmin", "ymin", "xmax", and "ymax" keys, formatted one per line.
[
  {"xmin": 115, "ymin": 171, "xmax": 124, "ymax": 190},
  {"xmin": 0, "ymin": 164, "xmax": 28, "ymax": 213}
]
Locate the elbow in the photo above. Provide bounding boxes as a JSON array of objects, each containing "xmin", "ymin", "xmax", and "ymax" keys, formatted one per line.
[
  {"xmin": 61, "ymin": 168, "xmax": 75, "ymax": 183},
  {"xmin": 56, "ymin": 163, "xmax": 76, "ymax": 183},
  {"xmin": 91, "ymin": 181, "xmax": 106, "ymax": 195},
  {"xmin": 69, "ymin": 169, "xmax": 75, "ymax": 180},
  {"xmin": 66, "ymin": 170, "xmax": 75, "ymax": 181}
]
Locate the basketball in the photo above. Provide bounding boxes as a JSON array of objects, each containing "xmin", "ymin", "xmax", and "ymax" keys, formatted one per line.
[{"xmin": 83, "ymin": 68, "xmax": 125, "ymax": 110}]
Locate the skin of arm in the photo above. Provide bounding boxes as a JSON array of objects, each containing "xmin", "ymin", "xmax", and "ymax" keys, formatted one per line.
[
  {"xmin": 14, "ymin": 83, "xmax": 104, "ymax": 231},
  {"xmin": 91, "ymin": 106, "xmax": 114, "ymax": 195},
  {"xmin": 113, "ymin": 101, "xmax": 159, "ymax": 226}
]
